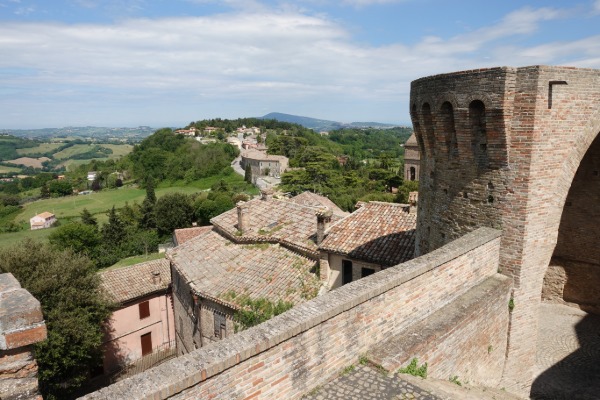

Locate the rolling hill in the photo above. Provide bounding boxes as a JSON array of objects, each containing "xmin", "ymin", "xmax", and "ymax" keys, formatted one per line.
[{"xmin": 260, "ymin": 112, "xmax": 404, "ymax": 132}]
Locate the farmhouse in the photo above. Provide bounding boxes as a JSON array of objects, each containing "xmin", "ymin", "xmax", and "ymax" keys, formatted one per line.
[{"xmin": 29, "ymin": 211, "xmax": 56, "ymax": 230}]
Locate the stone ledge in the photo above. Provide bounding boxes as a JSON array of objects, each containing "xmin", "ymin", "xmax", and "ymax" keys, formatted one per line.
[
  {"xmin": 0, "ymin": 273, "xmax": 47, "ymax": 351},
  {"xmin": 367, "ymin": 274, "xmax": 512, "ymax": 372}
]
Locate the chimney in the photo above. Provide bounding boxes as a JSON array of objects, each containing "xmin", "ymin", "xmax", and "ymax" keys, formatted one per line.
[
  {"xmin": 152, "ymin": 271, "xmax": 161, "ymax": 285},
  {"xmin": 260, "ymin": 188, "xmax": 274, "ymax": 201},
  {"xmin": 408, "ymin": 191, "xmax": 418, "ymax": 214},
  {"xmin": 237, "ymin": 201, "xmax": 248, "ymax": 234},
  {"xmin": 316, "ymin": 208, "xmax": 333, "ymax": 245}
]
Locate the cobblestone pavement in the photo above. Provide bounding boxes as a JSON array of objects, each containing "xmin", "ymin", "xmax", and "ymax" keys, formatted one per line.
[
  {"xmin": 531, "ymin": 303, "xmax": 600, "ymax": 400},
  {"xmin": 302, "ymin": 365, "xmax": 443, "ymax": 400}
]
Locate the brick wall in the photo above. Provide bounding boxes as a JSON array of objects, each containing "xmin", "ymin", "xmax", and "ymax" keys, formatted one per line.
[
  {"xmin": 81, "ymin": 228, "xmax": 505, "ymax": 400},
  {"xmin": 410, "ymin": 65, "xmax": 600, "ymax": 394},
  {"xmin": 0, "ymin": 273, "xmax": 47, "ymax": 400}
]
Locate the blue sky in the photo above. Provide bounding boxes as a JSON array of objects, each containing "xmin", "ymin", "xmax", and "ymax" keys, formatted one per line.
[{"xmin": 0, "ymin": 0, "xmax": 599, "ymax": 129}]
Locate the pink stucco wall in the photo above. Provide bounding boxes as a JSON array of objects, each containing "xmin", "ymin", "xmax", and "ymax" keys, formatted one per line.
[{"xmin": 103, "ymin": 292, "xmax": 175, "ymax": 373}]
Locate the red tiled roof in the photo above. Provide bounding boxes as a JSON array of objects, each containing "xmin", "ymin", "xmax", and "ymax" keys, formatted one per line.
[
  {"xmin": 319, "ymin": 202, "xmax": 416, "ymax": 266},
  {"xmin": 173, "ymin": 226, "xmax": 213, "ymax": 246},
  {"xmin": 168, "ymin": 230, "xmax": 319, "ymax": 309},
  {"xmin": 210, "ymin": 193, "xmax": 344, "ymax": 256},
  {"xmin": 287, "ymin": 191, "xmax": 348, "ymax": 217},
  {"xmin": 99, "ymin": 259, "xmax": 170, "ymax": 304}
]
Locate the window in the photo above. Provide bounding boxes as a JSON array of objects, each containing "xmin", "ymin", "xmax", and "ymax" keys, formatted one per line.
[
  {"xmin": 214, "ymin": 311, "xmax": 226, "ymax": 339},
  {"xmin": 361, "ymin": 268, "xmax": 375, "ymax": 278},
  {"xmin": 410, "ymin": 167, "xmax": 416, "ymax": 181},
  {"xmin": 342, "ymin": 260, "xmax": 353, "ymax": 285},
  {"xmin": 141, "ymin": 332, "xmax": 152, "ymax": 356},
  {"xmin": 139, "ymin": 301, "xmax": 150, "ymax": 319}
]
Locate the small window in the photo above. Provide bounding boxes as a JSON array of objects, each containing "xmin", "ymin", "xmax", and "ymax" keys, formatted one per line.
[
  {"xmin": 342, "ymin": 260, "xmax": 353, "ymax": 285},
  {"xmin": 361, "ymin": 268, "xmax": 375, "ymax": 278},
  {"xmin": 214, "ymin": 311, "xmax": 226, "ymax": 339},
  {"xmin": 139, "ymin": 301, "xmax": 150, "ymax": 319}
]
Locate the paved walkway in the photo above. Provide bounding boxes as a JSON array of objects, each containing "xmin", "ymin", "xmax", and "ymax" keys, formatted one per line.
[
  {"xmin": 302, "ymin": 365, "xmax": 442, "ymax": 400},
  {"xmin": 531, "ymin": 303, "xmax": 600, "ymax": 400}
]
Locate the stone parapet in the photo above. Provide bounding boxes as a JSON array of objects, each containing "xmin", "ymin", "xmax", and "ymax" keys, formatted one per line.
[{"xmin": 81, "ymin": 227, "xmax": 503, "ymax": 400}]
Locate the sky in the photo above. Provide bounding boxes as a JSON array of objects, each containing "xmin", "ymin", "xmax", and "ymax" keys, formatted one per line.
[{"xmin": 0, "ymin": 0, "xmax": 599, "ymax": 129}]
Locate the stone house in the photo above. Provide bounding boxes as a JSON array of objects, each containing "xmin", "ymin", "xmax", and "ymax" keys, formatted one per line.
[
  {"xmin": 403, "ymin": 132, "xmax": 420, "ymax": 181},
  {"xmin": 240, "ymin": 149, "xmax": 289, "ymax": 181},
  {"xmin": 29, "ymin": 211, "xmax": 56, "ymax": 230},
  {"xmin": 318, "ymin": 201, "xmax": 416, "ymax": 289},
  {"xmin": 99, "ymin": 259, "xmax": 175, "ymax": 375},
  {"xmin": 167, "ymin": 191, "xmax": 346, "ymax": 354}
]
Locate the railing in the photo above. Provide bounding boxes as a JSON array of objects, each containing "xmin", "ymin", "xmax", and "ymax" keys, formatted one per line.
[{"xmin": 113, "ymin": 341, "xmax": 177, "ymax": 381}]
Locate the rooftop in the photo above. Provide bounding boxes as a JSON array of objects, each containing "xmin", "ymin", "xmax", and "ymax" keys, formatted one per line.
[
  {"xmin": 210, "ymin": 192, "xmax": 345, "ymax": 256},
  {"xmin": 241, "ymin": 149, "xmax": 288, "ymax": 162},
  {"xmin": 167, "ymin": 229, "xmax": 319, "ymax": 309},
  {"xmin": 287, "ymin": 191, "xmax": 348, "ymax": 218},
  {"xmin": 319, "ymin": 201, "xmax": 416, "ymax": 266},
  {"xmin": 173, "ymin": 226, "xmax": 213, "ymax": 246},
  {"xmin": 405, "ymin": 132, "xmax": 418, "ymax": 147},
  {"xmin": 99, "ymin": 259, "xmax": 170, "ymax": 304}
]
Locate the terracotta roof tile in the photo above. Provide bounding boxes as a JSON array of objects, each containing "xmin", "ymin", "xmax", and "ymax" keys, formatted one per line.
[
  {"xmin": 100, "ymin": 259, "xmax": 170, "ymax": 304},
  {"xmin": 287, "ymin": 191, "xmax": 348, "ymax": 217},
  {"xmin": 319, "ymin": 202, "xmax": 416, "ymax": 266},
  {"xmin": 168, "ymin": 230, "xmax": 319, "ymax": 308},
  {"xmin": 173, "ymin": 226, "xmax": 213, "ymax": 246},
  {"xmin": 210, "ymin": 192, "xmax": 344, "ymax": 256}
]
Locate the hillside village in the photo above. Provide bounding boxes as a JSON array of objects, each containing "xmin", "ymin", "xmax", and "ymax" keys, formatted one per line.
[{"xmin": 2, "ymin": 65, "xmax": 600, "ymax": 400}]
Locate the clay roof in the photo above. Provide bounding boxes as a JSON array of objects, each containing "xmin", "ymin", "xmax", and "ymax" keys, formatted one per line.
[
  {"xmin": 100, "ymin": 259, "xmax": 170, "ymax": 304},
  {"xmin": 210, "ymin": 193, "xmax": 344, "ymax": 255},
  {"xmin": 35, "ymin": 212, "xmax": 55, "ymax": 219},
  {"xmin": 173, "ymin": 226, "xmax": 213, "ymax": 246},
  {"xmin": 241, "ymin": 149, "xmax": 287, "ymax": 162},
  {"xmin": 287, "ymin": 191, "xmax": 348, "ymax": 218},
  {"xmin": 167, "ymin": 230, "xmax": 319, "ymax": 309},
  {"xmin": 319, "ymin": 202, "xmax": 416, "ymax": 266},
  {"xmin": 405, "ymin": 132, "xmax": 418, "ymax": 147}
]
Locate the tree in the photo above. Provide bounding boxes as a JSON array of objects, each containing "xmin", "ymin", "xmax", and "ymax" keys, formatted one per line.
[
  {"xmin": 48, "ymin": 222, "xmax": 101, "ymax": 257},
  {"xmin": 101, "ymin": 206, "xmax": 126, "ymax": 247},
  {"xmin": 0, "ymin": 240, "xmax": 112, "ymax": 399},
  {"xmin": 244, "ymin": 165, "xmax": 252, "ymax": 183},
  {"xmin": 80, "ymin": 208, "xmax": 97, "ymax": 226},
  {"xmin": 139, "ymin": 179, "xmax": 157, "ymax": 229},
  {"xmin": 154, "ymin": 192, "xmax": 194, "ymax": 236}
]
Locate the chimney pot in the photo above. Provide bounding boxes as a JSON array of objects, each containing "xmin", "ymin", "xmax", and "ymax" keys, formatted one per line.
[
  {"xmin": 316, "ymin": 208, "xmax": 333, "ymax": 245},
  {"xmin": 152, "ymin": 271, "xmax": 161, "ymax": 285}
]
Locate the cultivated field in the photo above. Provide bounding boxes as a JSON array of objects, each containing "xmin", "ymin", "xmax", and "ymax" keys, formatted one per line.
[
  {"xmin": 6, "ymin": 157, "xmax": 51, "ymax": 168},
  {"xmin": 0, "ymin": 165, "xmax": 21, "ymax": 173},
  {"xmin": 16, "ymin": 143, "xmax": 63, "ymax": 156}
]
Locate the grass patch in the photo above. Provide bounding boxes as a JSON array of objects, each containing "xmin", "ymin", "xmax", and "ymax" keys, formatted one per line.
[
  {"xmin": 104, "ymin": 252, "xmax": 165, "ymax": 270},
  {"xmin": 0, "ymin": 225, "xmax": 55, "ymax": 249},
  {"xmin": 53, "ymin": 144, "xmax": 97, "ymax": 160},
  {"xmin": 398, "ymin": 358, "xmax": 427, "ymax": 378},
  {"xmin": 0, "ymin": 165, "xmax": 22, "ymax": 173}
]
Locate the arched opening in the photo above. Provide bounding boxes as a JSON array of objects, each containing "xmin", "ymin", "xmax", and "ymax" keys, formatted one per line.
[
  {"xmin": 409, "ymin": 167, "xmax": 416, "ymax": 181},
  {"xmin": 440, "ymin": 102, "xmax": 458, "ymax": 157},
  {"xmin": 411, "ymin": 104, "xmax": 426, "ymax": 155},
  {"xmin": 532, "ymin": 132, "xmax": 600, "ymax": 399},
  {"xmin": 469, "ymin": 100, "xmax": 488, "ymax": 168},
  {"xmin": 422, "ymin": 103, "xmax": 435, "ymax": 154}
]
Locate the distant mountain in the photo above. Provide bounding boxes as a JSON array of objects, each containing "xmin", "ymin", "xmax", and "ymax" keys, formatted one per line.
[
  {"xmin": 0, "ymin": 126, "xmax": 156, "ymax": 141},
  {"xmin": 260, "ymin": 112, "xmax": 401, "ymax": 132}
]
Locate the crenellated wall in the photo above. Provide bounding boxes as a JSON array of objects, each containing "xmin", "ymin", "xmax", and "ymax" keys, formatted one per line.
[
  {"xmin": 410, "ymin": 65, "xmax": 600, "ymax": 394},
  {"xmin": 81, "ymin": 228, "xmax": 508, "ymax": 400}
]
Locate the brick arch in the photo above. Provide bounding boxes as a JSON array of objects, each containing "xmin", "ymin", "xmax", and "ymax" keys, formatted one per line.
[
  {"xmin": 434, "ymin": 94, "xmax": 459, "ymax": 112},
  {"xmin": 410, "ymin": 103, "xmax": 426, "ymax": 155},
  {"xmin": 421, "ymin": 102, "xmax": 436, "ymax": 154},
  {"xmin": 437, "ymin": 101, "xmax": 459, "ymax": 158},
  {"xmin": 462, "ymin": 93, "xmax": 494, "ymax": 110}
]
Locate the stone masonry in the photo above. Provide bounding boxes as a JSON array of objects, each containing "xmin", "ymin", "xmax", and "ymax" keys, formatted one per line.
[
  {"xmin": 0, "ymin": 273, "xmax": 47, "ymax": 400},
  {"xmin": 410, "ymin": 65, "xmax": 600, "ymax": 394}
]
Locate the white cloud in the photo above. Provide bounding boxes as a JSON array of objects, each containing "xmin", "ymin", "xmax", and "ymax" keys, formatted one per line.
[
  {"xmin": 0, "ymin": 5, "xmax": 597, "ymax": 127},
  {"xmin": 594, "ymin": 0, "xmax": 600, "ymax": 14}
]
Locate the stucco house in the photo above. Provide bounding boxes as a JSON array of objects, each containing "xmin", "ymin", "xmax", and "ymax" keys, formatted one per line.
[
  {"xmin": 318, "ymin": 201, "xmax": 416, "ymax": 290},
  {"xmin": 29, "ymin": 212, "xmax": 56, "ymax": 230},
  {"xmin": 99, "ymin": 259, "xmax": 175, "ymax": 376}
]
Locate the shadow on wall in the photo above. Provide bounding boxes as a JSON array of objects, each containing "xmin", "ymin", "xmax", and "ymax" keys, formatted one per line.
[{"xmin": 530, "ymin": 312, "xmax": 600, "ymax": 400}]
